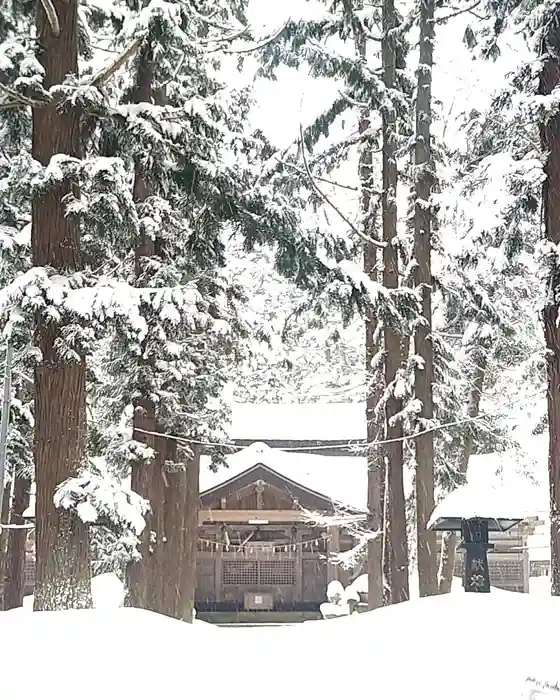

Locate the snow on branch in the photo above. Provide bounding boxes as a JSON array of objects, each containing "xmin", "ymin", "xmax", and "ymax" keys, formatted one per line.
[
  {"xmin": 0, "ymin": 267, "xmax": 216, "ymax": 356},
  {"xmin": 303, "ymin": 506, "xmax": 379, "ymax": 570},
  {"xmin": 54, "ymin": 460, "xmax": 149, "ymax": 567}
]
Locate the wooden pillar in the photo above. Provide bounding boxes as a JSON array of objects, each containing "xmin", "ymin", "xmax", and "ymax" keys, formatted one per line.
[
  {"xmin": 327, "ymin": 525, "xmax": 340, "ymax": 582},
  {"xmin": 214, "ymin": 553, "xmax": 222, "ymax": 603},
  {"xmin": 295, "ymin": 528, "xmax": 303, "ymax": 602},
  {"xmin": 520, "ymin": 525, "xmax": 530, "ymax": 594}
]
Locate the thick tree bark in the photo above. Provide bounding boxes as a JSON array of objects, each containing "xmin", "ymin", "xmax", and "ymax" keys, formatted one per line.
[
  {"xmin": 540, "ymin": 8, "xmax": 560, "ymax": 596},
  {"xmin": 413, "ymin": 0, "xmax": 437, "ymax": 598},
  {"xmin": 381, "ymin": 0, "xmax": 409, "ymax": 605},
  {"xmin": 437, "ymin": 354, "xmax": 486, "ymax": 593},
  {"xmin": 3, "ymin": 473, "xmax": 31, "ymax": 609},
  {"xmin": 32, "ymin": 0, "xmax": 91, "ymax": 610},
  {"xmin": 125, "ymin": 42, "xmax": 198, "ymax": 620}
]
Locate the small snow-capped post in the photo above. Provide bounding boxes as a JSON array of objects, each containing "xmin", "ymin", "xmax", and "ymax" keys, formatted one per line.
[{"xmin": 427, "ymin": 486, "xmax": 523, "ymax": 593}]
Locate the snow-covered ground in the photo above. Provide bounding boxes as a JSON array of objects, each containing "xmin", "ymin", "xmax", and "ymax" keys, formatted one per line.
[{"xmin": 0, "ymin": 592, "xmax": 557, "ymax": 698}]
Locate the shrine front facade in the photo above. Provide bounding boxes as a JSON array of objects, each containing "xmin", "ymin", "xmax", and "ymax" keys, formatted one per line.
[{"xmin": 195, "ymin": 444, "xmax": 359, "ymax": 622}]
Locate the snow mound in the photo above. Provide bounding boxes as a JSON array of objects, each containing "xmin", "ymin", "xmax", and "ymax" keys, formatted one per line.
[
  {"xmin": 91, "ymin": 572, "xmax": 125, "ymax": 608},
  {"xmin": 0, "ymin": 607, "xmax": 220, "ymax": 696},
  {"xmin": 1, "ymin": 595, "xmax": 557, "ymax": 698},
  {"xmin": 19, "ymin": 573, "xmax": 126, "ymax": 611},
  {"xmin": 272, "ymin": 595, "xmax": 558, "ymax": 699}
]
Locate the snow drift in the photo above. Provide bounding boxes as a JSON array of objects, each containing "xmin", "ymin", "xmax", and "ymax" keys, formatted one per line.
[{"xmin": 0, "ymin": 593, "xmax": 557, "ymax": 698}]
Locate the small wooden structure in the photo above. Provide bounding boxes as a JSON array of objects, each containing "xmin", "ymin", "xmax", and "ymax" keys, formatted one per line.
[
  {"xmin": 450, "ymin": 520, "xmax": 535, "ymax": 593},
  {"xmin": 196, "ymin": 444, "xmax": 359, "ymax": 623}
]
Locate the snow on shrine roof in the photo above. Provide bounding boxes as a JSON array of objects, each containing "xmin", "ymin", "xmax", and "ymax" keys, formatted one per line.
[
  {"xmin": 227, "ymin": 403, "xmax": 365, "ymax": 442},
  {"xmin": 200, "ymin": 442, "xmax": 368, "ymax": 511},
  {"xmin": 428, "ymin": 482, "xmax": 535, "ymax": 530},
  {"xmin": 466, "ymin": 433, "xmax": 547, "ymax": 515}
]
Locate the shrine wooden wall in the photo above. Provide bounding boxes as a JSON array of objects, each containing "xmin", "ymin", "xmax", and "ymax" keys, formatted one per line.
[{"xmin": 195, "ymin": 524, "xmax": 354, "ymax": 610}]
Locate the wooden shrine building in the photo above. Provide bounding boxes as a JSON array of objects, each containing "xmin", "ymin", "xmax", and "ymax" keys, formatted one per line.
[{"xmin": 196, "ymin": 442, "xmax": 364, "ymax": 623}]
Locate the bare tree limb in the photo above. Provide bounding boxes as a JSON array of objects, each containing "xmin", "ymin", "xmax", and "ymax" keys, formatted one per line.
[
  {"xmin": 90, "ymin": 34, "xmax": 147, "ymax": 88},
  {"xmin": 299, "ymin": 122, "xmax": 386, "ymax": 249}
]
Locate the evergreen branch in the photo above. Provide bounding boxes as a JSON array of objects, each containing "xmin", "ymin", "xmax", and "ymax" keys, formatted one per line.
[
  {"xmin": 0, "ymin": 100, "xmax": 27, "ymax": 111},
  {"xmin": 184, "ymin": 0, "xmax": 245, "ymax": 33},
  {"xmin": 337, "ymin": 89, "xmax": 369, "ymax": 109},
  {"xmin": 303, "ymin": 96, "xmax": 350, "ymax": 151},
  {"xmin": 436, "ymin": 0, "xmax": 484, "ymax": 23},
  {"xmin": 221, "ymin": 20, "xmax": 292, "ymax": 55},
  {"xmin": 299, "ymin": 122, "xmax": 385, "ymax": 249},
  {"xmin": 40, "ymin": 0, "xmax": 60, "ymax": 37},
  {"xmin": 311, "ymin": 130, "xmax": 382, "ymax": 173},
  {"xmin": 90, "ymin": 34, "xmax": 147, "ymax": 88},
  {"xmin": 0, "ymin": 36, "xmax": 146, "ymax": 111},
  {"xmin": 0, "ymin": 84, "xmax": 45, "ymax": 108},
  {"xmin": 276, "ymin": 159, "xmax": 359, "ymax": 192}
]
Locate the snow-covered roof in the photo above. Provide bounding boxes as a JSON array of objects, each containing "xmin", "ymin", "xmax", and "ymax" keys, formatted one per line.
[
  {"xmin": 428, "ymin": 482, "xmax": 537, "ymax": 531},
  {"xmin": 467, "ymin": 433, "xmax": 548, "ymax": 515},
  {"xmin": 227, "ymin": 403, "xmax": 365, "ymax": 442},
  {"xmin": 200, "ymin": 442, "xmax": 367, "ymax": 511}
]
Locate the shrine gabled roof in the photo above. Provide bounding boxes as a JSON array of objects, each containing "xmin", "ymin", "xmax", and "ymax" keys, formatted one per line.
[{"xmin": 199, "ymin": 442, "xmax": 367, "ymax": 513}]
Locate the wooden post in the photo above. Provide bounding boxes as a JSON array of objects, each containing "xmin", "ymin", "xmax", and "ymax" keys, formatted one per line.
[
  {"xmin": 327, "ymin": 526, "xmax": 340, "ymax": 582},
  {"xmin": 214, "ymin": 551, "xmax": 222, "ymax": 602},
  {"xmin": 295, "ymin": 528, "xmax": 303, "ymax": 602}
]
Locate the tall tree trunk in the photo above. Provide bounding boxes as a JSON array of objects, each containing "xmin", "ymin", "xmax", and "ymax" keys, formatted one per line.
[
  {"xmin": 539, "ymin": 8, "xmax": 560, "ymax": 596},
  {"xmin": 437, "ymin": 353, "xmax": 486, "ymax": 593},
  {"xmin": 178, "ymin": 446, "xmax": 199, "ymax": 622},
  {"xmin": 413, "ymin": 0, "xmax": 437, "ymax": 598},
  {"xmin": 32, "ymin": 0, "xmax": 91, "ymax": 610},
  {"xmin": 125, "ymin": 41, "xmax": 198, "ymax": 620},
  {"xmin": 3, "ymin": 473, "xmax": 31, "ymax": 609},
  {"xmin": 126, "ymin": 41, "xmax": 157, "ymax": 612},
  {"xmin": 0, "ymin": 481, "xmax": 10, "ymax": 604},
  {"xmin": 341, "ymin": 0, "xmax": 385, "ymax": 611},
  {"xmin": 127, "ymin": 396, "xmax": 158, "ymax": 610},
  {"xmin": 365, "ymin": 257, "xmax": 384, "ymax": 609},
  {"xmin": 381, "ymin": 0, "xmax": 409, "ymax": 605}
]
